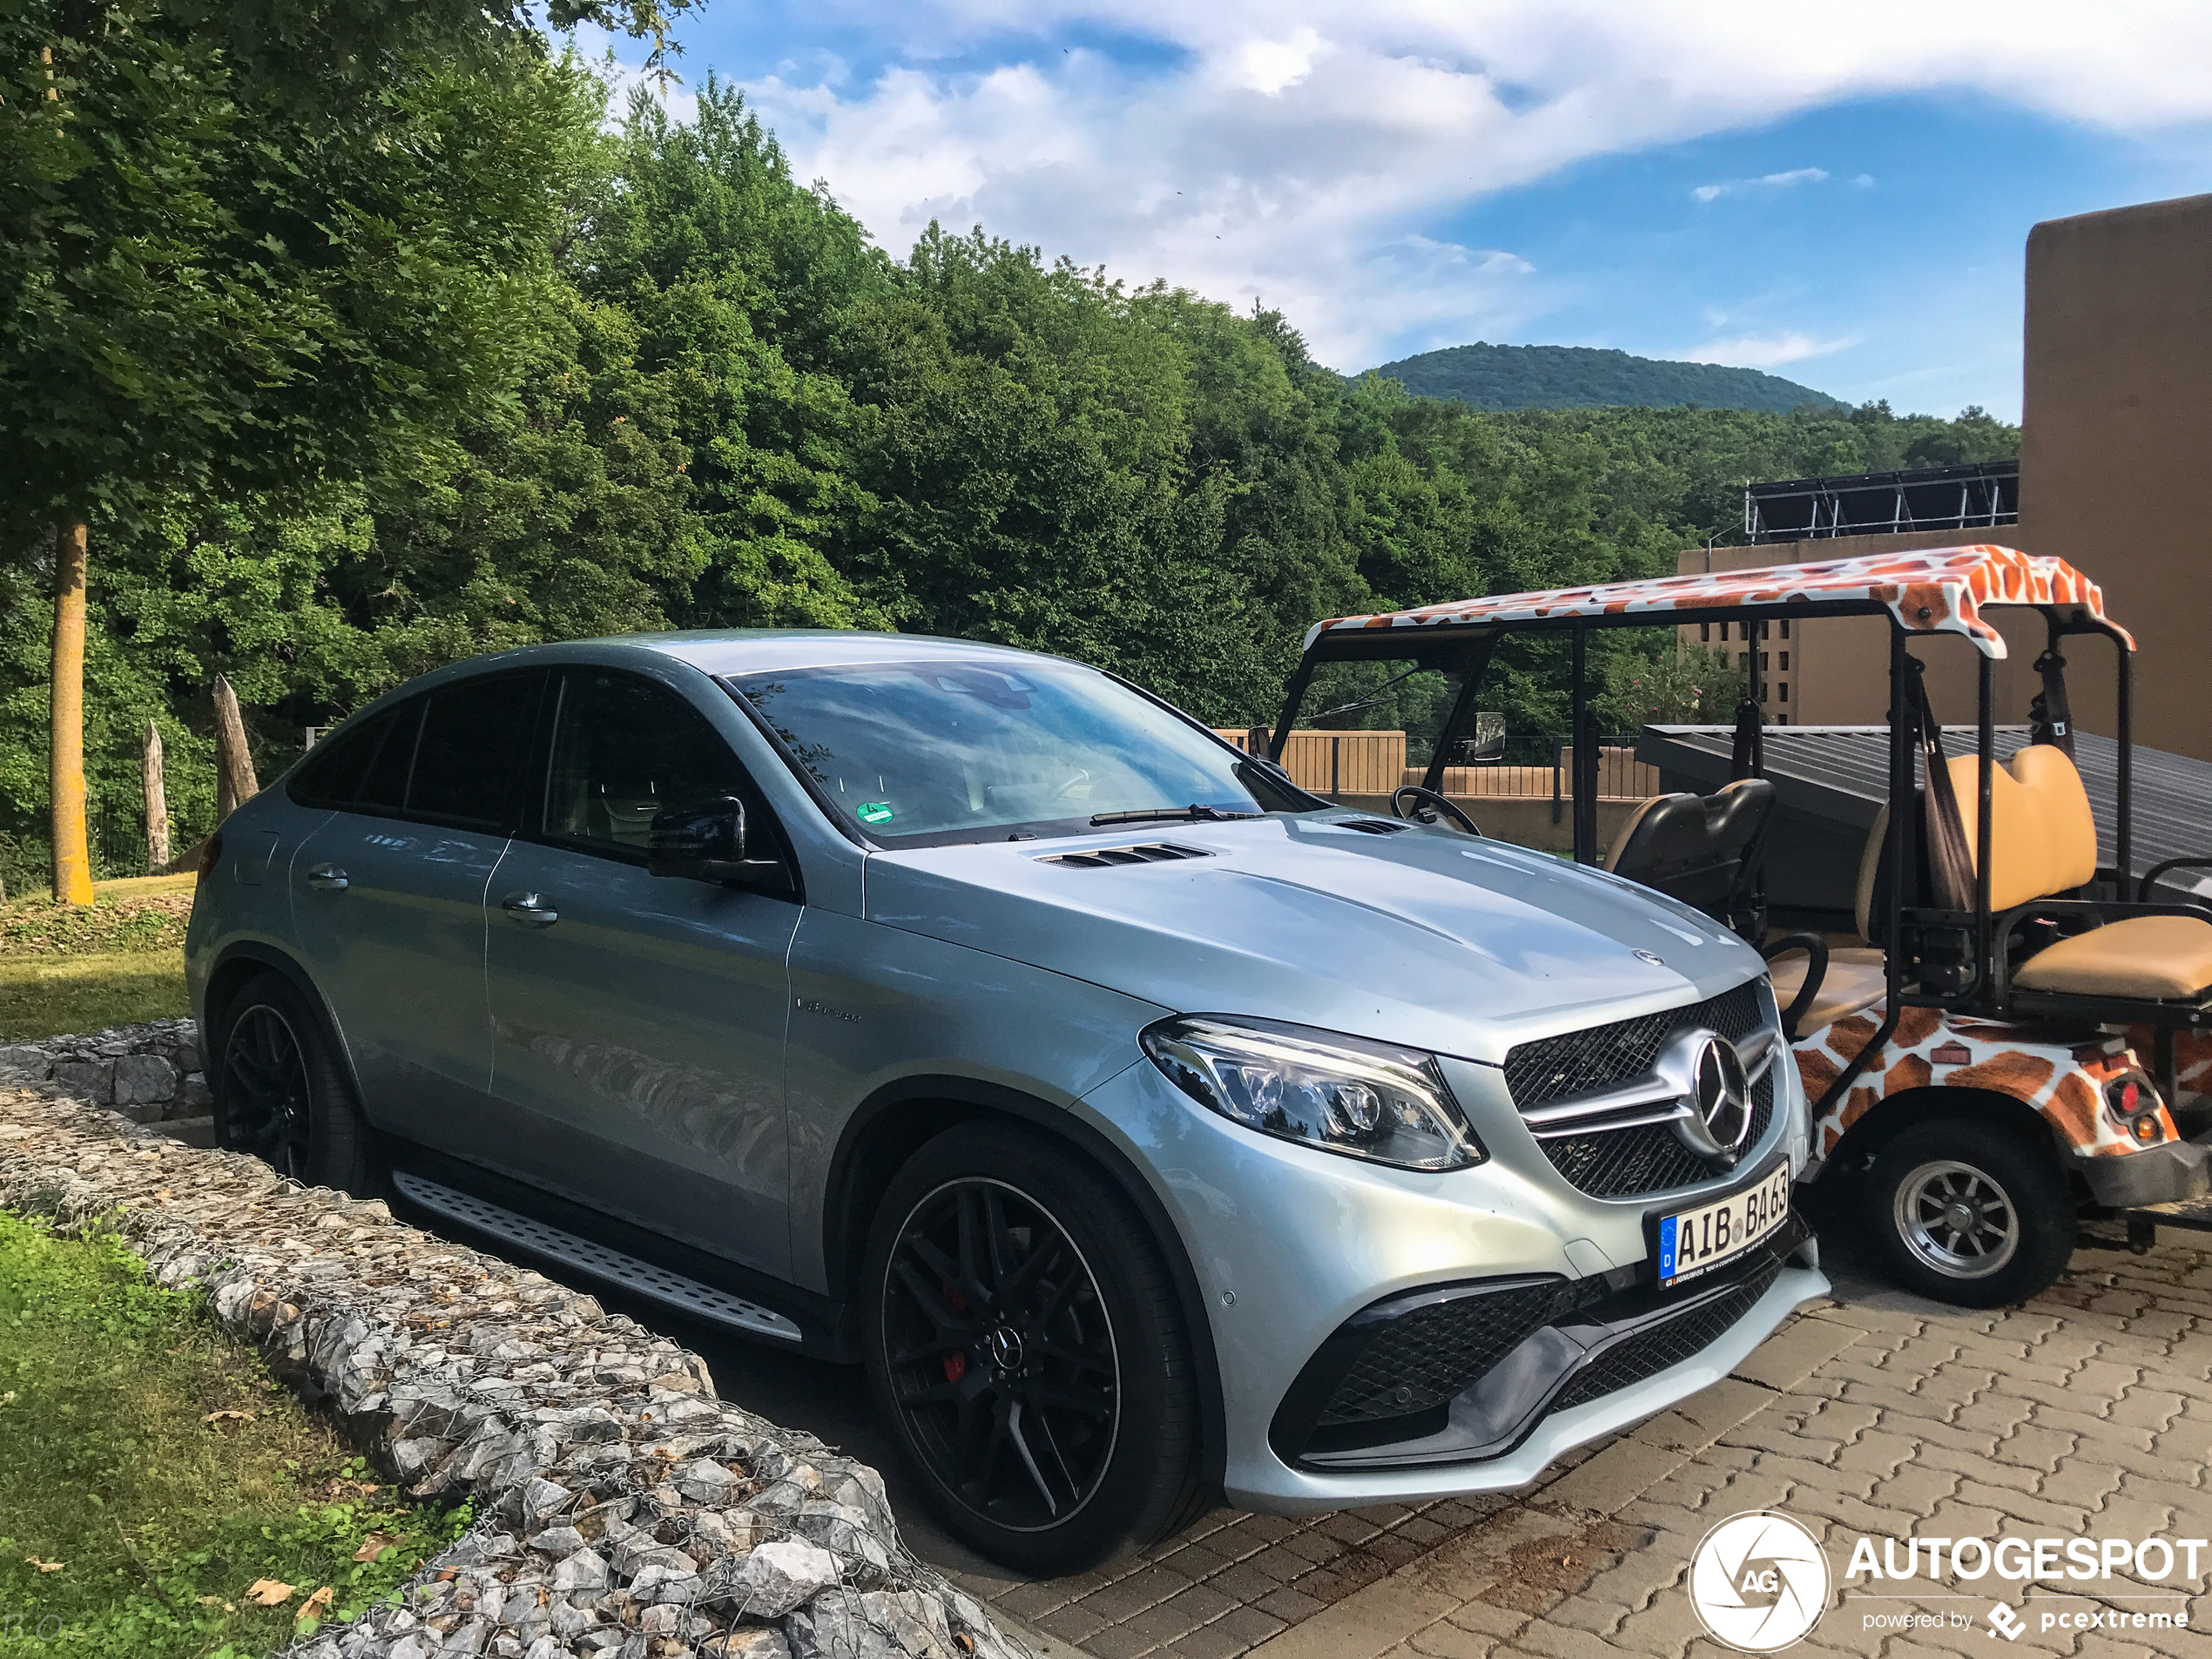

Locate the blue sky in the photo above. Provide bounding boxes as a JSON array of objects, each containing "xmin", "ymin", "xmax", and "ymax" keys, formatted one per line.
[{"xmin": 606, "ymin": 2, "xmax": 2212, "ymax": 421}]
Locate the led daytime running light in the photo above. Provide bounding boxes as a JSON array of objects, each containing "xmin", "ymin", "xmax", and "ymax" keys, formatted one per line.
[{"xmin": 1143, "ymin": 1017, "xmax": 1483, "ymax": 1172}]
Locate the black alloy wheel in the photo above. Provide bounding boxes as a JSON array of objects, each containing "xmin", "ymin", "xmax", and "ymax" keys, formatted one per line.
[
  {"xmin": 221, "ymin": 1003, "xmax": 313, "ymax": 1178},
  {"xmin": 883, "ymin": 1177, "xmax": 1119, "ymax": 1531},
  {"xmin": 212, "ymin": 971, "xmax": 381, "ymax": 1195},
  {"xmin": 863, "ymin": 1124, "xmax": 1203, "ymax": 1574}
]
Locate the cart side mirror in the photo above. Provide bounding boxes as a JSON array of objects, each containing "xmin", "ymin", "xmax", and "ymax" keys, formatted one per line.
[{"xmin": 649, "ymin": 795, "xmax": 786, "ymax": 889}]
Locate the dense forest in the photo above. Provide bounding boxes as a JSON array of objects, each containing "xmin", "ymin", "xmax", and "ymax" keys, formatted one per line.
[
  {"xmin": 0, "ymin": 31, "xmax": 2019, "ymax": 890},
  {"xmin": 1366, "ymin": 342, "xmax": 1850, "ymax": 415}
]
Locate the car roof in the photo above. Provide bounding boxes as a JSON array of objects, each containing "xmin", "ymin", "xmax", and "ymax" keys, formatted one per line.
[
  {"xmin": 521, "ymin": 630, "xmax": 1071, "ymax": 678},
  {"xmin": 1304, "ymin": 543, "xmax": 2132, "ymax": 662}
]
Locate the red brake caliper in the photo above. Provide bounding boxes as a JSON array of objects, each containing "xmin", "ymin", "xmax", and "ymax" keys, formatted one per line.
[{"xmin": 942, "ymin": 1284, "xmax": 968, "ymax": 1381}]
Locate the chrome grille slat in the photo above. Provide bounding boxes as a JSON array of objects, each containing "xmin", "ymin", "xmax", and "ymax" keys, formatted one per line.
[{"xmin": 1502, "ymin": 981, "xmax": 1776, "ymax": 1198}]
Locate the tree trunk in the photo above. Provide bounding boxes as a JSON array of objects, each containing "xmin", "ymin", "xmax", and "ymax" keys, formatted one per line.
[
  {"xmin": 51, "ymin": 516, "xmax": 94, "ymax": 905},
  {"xmin": 142, "ymin": 718, "xmax": 171, "ymax": 874},
  {"xmin": 212, "ymin": 674, "xmax": 259, "ymax": 820}
]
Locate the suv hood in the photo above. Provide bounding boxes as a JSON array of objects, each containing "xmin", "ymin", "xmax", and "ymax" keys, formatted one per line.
[{"xmin": 862, "ymin": 813, "xmax": 1769, "ymax": 1064}]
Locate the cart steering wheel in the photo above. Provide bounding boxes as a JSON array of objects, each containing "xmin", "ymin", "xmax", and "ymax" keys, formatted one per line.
[{"xmin": 1390, "ymin": 786, "xmax": 1482, "ymax": 836}]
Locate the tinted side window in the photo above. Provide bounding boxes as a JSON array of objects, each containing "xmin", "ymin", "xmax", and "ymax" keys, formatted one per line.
[
  {"xmin": 356, "ymin": 702, "xmax": 422, "ymax": 813},
  {"xmin": 287, "ymin": 702, "xmax": 422, "ymax": 816},
  {"xmin": 546, "ymin": 672, "xmax": 750, "ymax": 856},
  {"xmin": 289, "ymin": 710, "xmax": 392, "ymax": 810},
  {"xmin": 406, "ymin": 673, "xmax": 543, "ymax": 831}
]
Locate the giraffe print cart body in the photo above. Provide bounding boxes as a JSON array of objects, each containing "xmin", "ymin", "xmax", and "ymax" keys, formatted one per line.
[{"xmin": 1282, "ymin": 544, "xmax": 2212, "ymax": 1308}]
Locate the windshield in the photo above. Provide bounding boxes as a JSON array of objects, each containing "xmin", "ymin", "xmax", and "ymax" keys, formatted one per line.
[{"xmin": 728, "ymin": 659, "xmax": 1298, "ymax": 846}]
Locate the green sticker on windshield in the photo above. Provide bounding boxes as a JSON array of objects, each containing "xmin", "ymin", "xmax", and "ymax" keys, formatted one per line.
[{"xmin": 857, "ymin": 801, "xmax": 895, "ymax": 825}]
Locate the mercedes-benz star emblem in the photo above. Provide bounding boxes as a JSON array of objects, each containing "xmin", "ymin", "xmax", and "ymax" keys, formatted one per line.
[
  {"xmin": 1634, "ymin": 948, "xmax": 1665, "ymax": 967},
  {"xmin": 1657, "ymin": 1027, "xmax": 1755, "ymax": 1167}
]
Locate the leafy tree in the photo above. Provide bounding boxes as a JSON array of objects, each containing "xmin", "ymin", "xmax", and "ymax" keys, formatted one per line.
[
  {"xmin": 0, "ymin": 0, "xmax": 679, "ymax": 898},
  {"xmin": 1598, "ymin": 643, "xmax": 1747, "ymax": 728}
]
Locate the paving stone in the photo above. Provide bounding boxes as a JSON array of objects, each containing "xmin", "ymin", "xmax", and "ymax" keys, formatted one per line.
[
  {"xmin": 1204, "ymin": 1605, "xmax": 1290, "ymax": 1649},
  {"xmin": 1157, "ymin": 1623, "xmax": 1249, "ymax": 1659},
  {"xmin": 1405, "ymin": 1622, "xmax": 1499, "ymax": 1659},
  {"xmin": 1252, "ymin": 1587, "xmax": 1325, "ymax": 1623}
]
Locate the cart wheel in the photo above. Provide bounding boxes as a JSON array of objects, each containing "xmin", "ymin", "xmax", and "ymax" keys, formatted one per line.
[{"xmin": 1865, "ymin": 1119, "xmax": 2075, "ymax": 1307}]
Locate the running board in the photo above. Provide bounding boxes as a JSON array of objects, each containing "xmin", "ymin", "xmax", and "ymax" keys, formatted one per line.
[{"xmin": 390, "ymin": 1171, "xmax": 804, "ymax": 1345}]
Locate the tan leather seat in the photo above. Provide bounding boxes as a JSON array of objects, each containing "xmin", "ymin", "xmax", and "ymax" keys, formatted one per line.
[
  {"xmin": 1942, "ymin": 744, "xmax": 2212, "ymax": 1001},
  {"xmin": 2013, "ymin": 916, "xmax": 2212, "ymax": 1000},
  {"xmin": 1768, "ymin": 945, "xmax": 1890, "ymax": 1028},
  {"xmin": 1945, "ymin": 745, "xmax": 2099, "ymax": 909}
]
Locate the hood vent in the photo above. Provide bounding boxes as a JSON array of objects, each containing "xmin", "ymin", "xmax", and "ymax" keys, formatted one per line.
[
  {"xmin": 1341, "ymin": 819, "xmax": 1409, "ymax": 834},
  {"xmin": 1038, "ymin": 842, "xmax": 1212, "ymax": 869}
]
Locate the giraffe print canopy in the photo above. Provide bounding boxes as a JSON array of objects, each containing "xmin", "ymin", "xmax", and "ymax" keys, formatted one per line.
[{"xmin": 1303, "ymin": 544, "xmax": 2132, "ymax": 659}]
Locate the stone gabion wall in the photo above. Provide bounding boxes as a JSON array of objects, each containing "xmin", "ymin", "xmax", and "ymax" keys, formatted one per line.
[
  {"xmin": 0, "ymin": 1016, "xmax": 206, "ymax": 1123},
  {"xmin": 0, "ymin": 1082, "xmax": 1030, "ymax": 1659}
]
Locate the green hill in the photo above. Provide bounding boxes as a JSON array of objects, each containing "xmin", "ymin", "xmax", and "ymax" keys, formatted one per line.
[{"xmin": 1366, "ymin": 342, "xmax": 1849, "ymax": 415}]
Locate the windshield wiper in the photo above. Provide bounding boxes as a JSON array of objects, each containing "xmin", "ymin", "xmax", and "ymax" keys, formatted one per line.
[{"xmin": 1089, "ymin": 805, "xmax": 1264, "ymax": 826}]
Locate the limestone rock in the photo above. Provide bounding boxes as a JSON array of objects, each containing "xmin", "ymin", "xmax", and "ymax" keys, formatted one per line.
[{"xmin": 702, "ymin": 1540, "xmax": 837, "ymax": 1620}]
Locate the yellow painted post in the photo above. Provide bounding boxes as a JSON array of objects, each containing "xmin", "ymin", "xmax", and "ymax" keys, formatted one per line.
[{"xmin": 50, "ymin": 516, "xmax": 94, "ymax": 905}]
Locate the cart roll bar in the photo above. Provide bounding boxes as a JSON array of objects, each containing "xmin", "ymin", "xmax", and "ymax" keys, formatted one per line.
[
  {"xmin": 1977, "ymin": 651, "xmax": 1994, "ymax": 991},
  {"xmin": 1421, "ymin": 635, "xmax": 1501, "ymax": 796},
  {"xmin": 1570, "ymin": 625, "xmax": 1595, "ymax": 863},
  {"xmin": 1815, "ymin": 626, "xmax": 1913, "ymax": 1116}
]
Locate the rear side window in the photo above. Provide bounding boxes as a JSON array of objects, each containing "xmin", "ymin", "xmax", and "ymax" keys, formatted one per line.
[
  {"xmin": 287, "ymin": 702, "xmax": 422, "ymax": 816},
  {"xmin": 407, "ymin": 673, "xmax": 543, "ymax": 831}
]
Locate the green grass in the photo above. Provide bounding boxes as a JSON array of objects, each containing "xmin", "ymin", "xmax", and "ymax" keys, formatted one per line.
[
  {"xmin": 0, "ymin": 875, "xmax": 193, "ymax": 1040},
  {"xmin": 0, "ymin": 1212, "xmax": 468, "ymax": 1659}
]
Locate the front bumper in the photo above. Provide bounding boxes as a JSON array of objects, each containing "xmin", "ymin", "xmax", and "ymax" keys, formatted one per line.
[
  {"xmin": 1076, "ymin": 1045, "xmax": 1826, "ymax": 1514},
  {"xmin": 2079, "ymin": 1130, "xmax": 2212, "ymax": 1209},
  {"xmin": 1241, "ymin": 1259, "xmax": 1826, "ymax": 1513}
]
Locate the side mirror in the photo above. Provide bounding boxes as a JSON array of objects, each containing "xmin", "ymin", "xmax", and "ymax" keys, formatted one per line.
[{"xmin": 648, "ymin": 796, "xmax": 786, "ymax": 889}]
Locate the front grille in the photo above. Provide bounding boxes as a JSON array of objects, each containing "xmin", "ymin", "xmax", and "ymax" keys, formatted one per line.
[
  {"xmin": 1541, "ymin": 1070, "xmax": 1774, "ymax": 1199},
  {"xmin": 1317, "ymin": 1283, "xmax": 1562, "ymax": 1426},
  {"xmin": 1550, "ymin": 1258, "xmax": 1782, "ymax": 1413},
  {"xmin": 1504, "ymin": 980, "xmax": 1773, "ymax": 1198},
  {"xmin": 1504, "ymin": 981, "xmax": 1765, "ymax": 1109}
]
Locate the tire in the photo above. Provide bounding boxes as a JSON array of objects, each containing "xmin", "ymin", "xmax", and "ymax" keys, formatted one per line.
[
  {"xmin": 1865, "ymin": 1116, "xmax": 2076, "ymax": 1307},
  {"xmin": 211, "ymin": 971, "xmax": 381, "ymax": 1196},
  {"xmin": 860, "ymin": 1123, "xmax": 1202, "ymax": 1575}
]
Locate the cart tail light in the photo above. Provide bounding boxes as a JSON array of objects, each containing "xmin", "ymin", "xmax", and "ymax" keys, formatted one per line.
[
  {"xmin": 2107, "ymin": 1074, "xmax": 2164, "ymax": 1142},
  {"xmin": 196, "ymin": 832, "xmax": 223, "ymax": 881}
]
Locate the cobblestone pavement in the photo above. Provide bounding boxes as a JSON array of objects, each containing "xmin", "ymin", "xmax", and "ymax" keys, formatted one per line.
[
  {"xmin": 927, "ymin": 1235, "xmax": 2212, "ymax": 1659},
  {"xmin": 388, "ymin": 1162, "xmax": 2212, "ymax": 1659}
]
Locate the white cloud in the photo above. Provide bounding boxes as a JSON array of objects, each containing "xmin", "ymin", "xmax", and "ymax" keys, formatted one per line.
[
  {"xmin": 1237, "ymin": 28, "xmax": 1324, "ymax": 96},
  {"xmin": 620, "ymin": 2, "xmax": 2212, "ymax": 370},
  {"xmin": 1687, "ymin": 332, "xmax": 1859, "ymax": 370},
  {"xmin": 1691, "ymin": 166, "xmax": 1829, "ymax": 203}
]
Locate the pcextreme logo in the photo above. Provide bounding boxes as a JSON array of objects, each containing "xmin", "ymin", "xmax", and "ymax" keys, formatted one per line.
[{"xmin": 1689, "ymin": 1511, "xmax": 1831, "ymax": 1651}]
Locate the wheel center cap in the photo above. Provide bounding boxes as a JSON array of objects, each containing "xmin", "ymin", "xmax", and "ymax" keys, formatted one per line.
[
  {"xmin": 1942, "ymin": 1200, "xmax": 1978, "ymax": 1233},
  {"xmin": 983, "ymin": 1325, "xmax": 1025, "ymax": 1372}
]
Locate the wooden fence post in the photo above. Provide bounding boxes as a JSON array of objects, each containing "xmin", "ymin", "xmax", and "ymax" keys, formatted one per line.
[
  {"xmin": 142, "ymin": 718, "xmax": 170, "ymax": 873},
  {"xmin": 212, "ymin": 676, "xmax": 260, "ymax": 822}
]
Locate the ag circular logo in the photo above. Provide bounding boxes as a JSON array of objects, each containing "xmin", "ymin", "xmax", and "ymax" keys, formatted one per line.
[{"xmin": 1689, "ymin": 1510, "xmax": 1830, "ymax": 1651}]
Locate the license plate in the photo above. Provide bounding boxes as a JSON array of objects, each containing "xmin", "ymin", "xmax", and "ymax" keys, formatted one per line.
[{"xmin": 1657, "ymin": 1164, "xmax": 1792, "ymax": 1288}]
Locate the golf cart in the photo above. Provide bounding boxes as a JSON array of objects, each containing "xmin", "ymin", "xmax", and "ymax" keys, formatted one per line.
[{"xmin": 1275, "ymin": 544, "xmax": 2212, "ymax": 1306}]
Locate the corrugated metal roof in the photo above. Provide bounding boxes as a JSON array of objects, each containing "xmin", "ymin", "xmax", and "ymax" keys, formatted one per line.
[{"xmin": 1636, "ymin": 725, "xmax": 2212, "ymax": 900}]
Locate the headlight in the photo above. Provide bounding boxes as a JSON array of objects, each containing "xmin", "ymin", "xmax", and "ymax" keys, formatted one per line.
[{"xmin": 1142, "ymin": 1016, "xmax": 1484, "ymax": 1171}]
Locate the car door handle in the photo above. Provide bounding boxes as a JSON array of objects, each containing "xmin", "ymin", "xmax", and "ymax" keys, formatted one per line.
[
  {"xmin": 501, "ymin": 890, "xmax": 559, "ymax": 926},
  {"xmin": 306, "ymin": 863, "xmax": 349, "ymax": 892}
]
